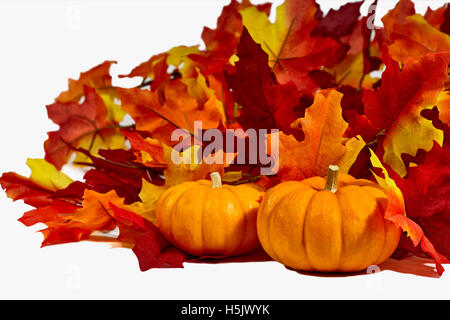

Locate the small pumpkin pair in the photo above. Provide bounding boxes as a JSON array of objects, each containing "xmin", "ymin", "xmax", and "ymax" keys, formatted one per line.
[{"xmin": 155, "ymin": 166, "xmax": 400, "ymax": 272}]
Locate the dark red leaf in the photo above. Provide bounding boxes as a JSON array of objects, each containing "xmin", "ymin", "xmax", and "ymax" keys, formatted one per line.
[
  {"xmin": 393, "ymin": 142, "xmax": 450, "ymax": 259},
  {"xmin": 110, "ymin": 203, "xmax": 186, "ymax": 270},
  {"xmin": 225, "ymin": 28, "xmax": 301, "ymax": 135},
  {"xmin": 311, "ymin": 1, "xmax": 363, "ymax": 39}
]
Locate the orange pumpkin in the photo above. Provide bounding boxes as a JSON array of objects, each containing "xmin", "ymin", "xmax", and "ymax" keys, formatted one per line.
[
  {"xmin": 156, "ymin": 172, "xmax": 265, "ymax": 257},
  {"xmin": 257, "ymin": 165, "xmax": 401, "ymax": 273}
]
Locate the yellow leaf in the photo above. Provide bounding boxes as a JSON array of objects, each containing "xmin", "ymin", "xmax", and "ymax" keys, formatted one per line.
[
  {"xmin": 229, "ymin": 54, "xmax": 239, "ymax": 66},
  {"xmin": 163, "ymin": 144, "xmax": 226, "ymax": 187},
  {"xmin": 167, "ymin": 45, "xmax": 200, "ymax": 78},
  {"xmin": 382, "ymin": 111, "xmax": 443, "ymax": 177},
  {"xmin": 327, "ymin": 54, "xmax": 379, "ymax": 89},
  {"xmin": 167, "ymin": 45, "xmax": 199, "ymax": 65},
  {"xmin": 222, "ymin": 171, "xmax": 244, "ymax": 183},
  {"xmin": 26, "ymin": 159, "xmax": 73, "ymax": 191},
  {"xmin": 239, "ymin": 0, "xmax": 332, "ymax": 92},
  {"xmin": 364, "ymin": 51, "xmax": 450, "ymax": 177},
  {"xmin": 240, "ymin": 4, "xmax": 288, "ymax": 64},
  {"xmin": 100, "ymin": 93, "xmax": 127, "ymax": 123},
  {"xmin": 338, "ymin": 135, "xmax": 366, "ymax": 174},
  {"xmin": 130, "ymin": 179, "xmax": 166, "ymax": 223},
  {"xmin": 368, "ymin": 149, "xmax": 403, "ymax": 201},
  {"xmin": 181, "ymin": 70, "xmax": 226, "ymax": 125},
  {"xmin": 74, "ymin": 131, "xmax": 126, "ymax": 165}
]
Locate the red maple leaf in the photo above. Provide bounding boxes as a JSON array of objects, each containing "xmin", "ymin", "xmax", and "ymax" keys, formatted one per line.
[
  {"xmin": 393, "ymin": 143, "xmax": 450, "ymax": 260},
  {"xmin": 225, "ymin": 27, "xmax": 301, "ymax": 136},
  {"xmin": 45, "ymin": 86, "xmax": 122, "ymax": 169}
]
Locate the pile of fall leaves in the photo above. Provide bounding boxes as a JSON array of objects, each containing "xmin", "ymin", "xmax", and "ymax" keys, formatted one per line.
[{"xmin": 1, "ymin": 0, "xmax": 450, "ymax": 276}]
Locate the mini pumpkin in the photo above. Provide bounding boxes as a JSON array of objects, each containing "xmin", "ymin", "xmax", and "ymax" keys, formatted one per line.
[
  {"xmin": 257, "ymin": 165, "xmax": 401, "ymax": 273},
  {"xmin": 156, "ymin": 172, "xmax": 265, "ymax": 257}
]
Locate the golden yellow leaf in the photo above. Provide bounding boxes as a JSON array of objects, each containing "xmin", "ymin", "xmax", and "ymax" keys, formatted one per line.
[{"xmin": 26, "ymin": 159, "xmax": 73, "ymax": 191}]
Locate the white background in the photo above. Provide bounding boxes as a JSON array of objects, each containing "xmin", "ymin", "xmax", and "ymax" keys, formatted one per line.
[{"xmin": 0, "ymin": 0, "xmax": 449, "ymax": 299}]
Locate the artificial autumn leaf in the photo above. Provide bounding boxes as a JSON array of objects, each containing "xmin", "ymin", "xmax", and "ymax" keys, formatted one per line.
[
  {"xmin": 120, "ymin": 52, "xmax": 169, "ymax": 89},
  {"xmin": 26, "ymin": 159, "xmax": 73, "ymax": 192},
  {"xmin": 436, "ymin": 90, "xmax": 450, "ymax": 126},
  {"xmin": 31, "ymin": 187, "xmax": 177, "ymax": 269},
  {"xmin": 339, "ymin": 85, "xmax": 379, "ymax": 142},
  {"xmin": 384, "ymin": 190, "xmax": 448, "ymax": 276},
  {"xmin": 53, "ymin": 190, "xmax": 165, "ymax": 250},
  {"xmin": 110, "ymin": 204, "xmax": 185, "ymax": 270},
  {"xmin": 45, "ymin": 86, "xmax": 126, "ymax": 169},
  {"xmin": 325, "ymin": 9, "xmax": 382, "ymax": 89},
  {"xmin": 162, "ymin": 144, "xmax": 229, "ymax": 187},
  {"xmin": 311, "ymin": 1, "xmax": 363, "ymax": 39},
  {"xmin": 128, "ymin": 179, "xmax": 165, "ymax": 223},
  {"xmin": 100, "ymin": 93, "xmax": 127, "ymax": 124},
  {"xmin": 221, "ymin": 171, "xmax": 245, "ymax": 183},
  {"xmin": 0, "ymin": 159, "xmax": 88, "ymax": 243},
  {"xmin": 201, "ymin": 0, "xmax": 271, "ymax": 55},
  {"xmin": 0, "ymin": 172, "xmax": 54, "ymax": 208},
  {"xmin": 327, "ymin": 50, "xmax": 380, "ymax": 89},
  {"xmin": 122, "ymin": 130, "xmax": 165, "ymax": 168},
  {"xmin": 337, "ymin": 136, "xmax": 366, "ymax": 174},
  {"xmin": 424, "ymin": 4, "xmax": 447, "ymax": 29},
  {"xmin": 382, "ymin": 0, "xmax": 450, "ymax": 63},
  {"xmin": 56, "ymin": 60, "xmax": 117, "ymax": 103},
  {"xmin": 381, "ymin": 0, "xmax": 415, "ymax": 33},
  {"xmin": 361, "ymin": 20, "xmax": 383, "ymax": 76},
  {"xmin": 225, "ymin": 27, "xmax": 300, "ymax": 135},
  {"xmin": 70, "ymin": 146, "xmax": 159, "ymax": 204},
  {"xmin": 363, "ymin": 49, "xmax": 450, "ymax": 177},
  {"xmin": 369, "ymin": 149, "xmax": 448, "ymax": 275},
  {"xmin": 393, "ymin": 142, "xmax": 450, "ymax": 260},
  {"xmin": 267, "ymin": 89, "xmax": 359, "ymax": 181},
  {"xmin": 384, "ymin": 15, "xmax": 450, "ymax": 64},
  {"xmin": 119, "ymin": 46, "xmax": 200, "ymax": 91},
  {"xmin": 186, "ymin": 1, "xmax": 273, "ymax": 129},
  {"xmin": 368, "ymin": 149, "xmax": 402, "ymax": 199},
  {"xmin": 38, "ymin": 189, "xmax": 123, "ymax": 246},
  {"xmin": 117, "ymin": 73, "xmax": 224, "ymax": 145},
  {"xmin": 240, "ymin": 0, "xmax": 342, "ymax": 93},
  {"xmin": 0, "ymin": 159, "xmax": 77, "ymax": 208},
  {"xmin": 291, "ymin": 89, "xmax": 348, "ymax": 177},
  {"xmin": 441, "ymin": 5, "xmax": 450, "ymax": 35}
]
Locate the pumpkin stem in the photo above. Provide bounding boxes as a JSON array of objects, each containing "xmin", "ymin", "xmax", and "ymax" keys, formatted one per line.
[
  {"xmin": 210, "ymin": 172, "xmax": 222, "ymax": 188},
  {"xmin": 324, "ymin": 165, "xmax": 339, "ymax": 193}
]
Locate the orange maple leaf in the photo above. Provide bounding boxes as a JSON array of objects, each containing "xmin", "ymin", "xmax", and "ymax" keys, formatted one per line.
[
  {"xmin": 56, "ymin": 60, "xmax": 117, "ymax": 103},
  {"xmin": 268, "ymin": 89, "xmax": 354, "ymax": 181}
]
